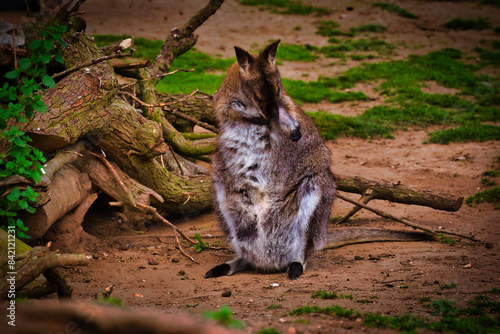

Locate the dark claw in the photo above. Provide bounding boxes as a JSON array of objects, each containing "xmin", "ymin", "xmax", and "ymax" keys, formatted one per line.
[
  {"xmin": 288, "ymin": 262, "xmax": 303, "ymax": 280},
  {"xmin": 205, "ymin": 263, "xmax": 231, "ymax": 278}
]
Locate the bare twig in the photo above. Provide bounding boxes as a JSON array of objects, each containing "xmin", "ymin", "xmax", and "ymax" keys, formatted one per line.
[
  {"xmin": 52, "ymin": 37, "xmax": 135, "ymax": 80},
  {"xmin": 136, "ymin": 203, "xmax": 198, "ymax": 263},
  {"xmin": 167, "ymin": 145, "xmax": 185, "ymax": 175},
  {"xmin": 86, "ymin": 150, "xmax": 138, "ymax": 207},
  {"xmin": 336, "ymin": 192, "xmax": 480, "ymax": 242},
  {"xmin": 120, "ymin": 90, "xmax": 218, "ymax": 133},
  {"xmin": 173, "ymin": 229, "xmax": 197, "ymax": 263},
  {"xmin": 335, "ymin": 190, "xmax": 373, "ymax": 224},
  {"xmin": 120, "ymin": 68, "xmax": 194, "ymax": 90},
  {"xmin": 164, "ymin": 106, "xmax": 219, "ymax": 134}
]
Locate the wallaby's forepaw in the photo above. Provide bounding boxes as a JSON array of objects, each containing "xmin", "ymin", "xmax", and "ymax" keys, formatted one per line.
[
  {"xmin": 288, "ymin": 262, "xmax": 303, "ymax": 280},
  {"xmin": 205, "ymin": 263, "xmax": 231, "ymax": 278}
]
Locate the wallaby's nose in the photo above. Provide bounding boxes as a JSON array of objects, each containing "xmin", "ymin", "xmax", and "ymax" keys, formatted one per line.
[{"xmin": 290, "ymin": 127, "xmax": 302, "ymax": 142}]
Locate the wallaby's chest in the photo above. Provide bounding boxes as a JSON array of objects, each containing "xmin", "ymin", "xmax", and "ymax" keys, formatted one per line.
[{"xmin": 217, "ymin": 124, "xmax": 289, "ymax": 193}]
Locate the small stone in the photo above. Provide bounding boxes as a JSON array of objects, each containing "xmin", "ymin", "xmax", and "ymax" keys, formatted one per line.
[
  {"xmin": 279, "ymin": 318, "xmax": 287, "ymax": 323},
  {"xmin": 171, "ymin": 258, "xmax": 180, "ymax": 263},
  {"xmin": 270, "ymin": 283, "xmax": 279, "ymax": 287},
  {"xmin": 287, "ymin": 327, "xmax": 296, "ymax": 334},
  {"xmin": 222, "ymin": 290, "xmax": 232, "ymax": 297},
  {"xmin": 148, "ymin": 259, "xmax": 159, "ymax": 265},
  {"xmin": 463, "ymin": 263, "xmax": 472, "ymax": 268},
  {"xmin": 134, "ymin": 293, "xmax": 144, "ymax": 298},
  {"xmin": 92, "ymin": 253, "xmax": 99, "ymax": 260}
]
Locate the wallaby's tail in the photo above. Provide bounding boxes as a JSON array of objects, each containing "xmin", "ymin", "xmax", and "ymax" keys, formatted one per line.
[{"xmin": 323, "ymin": 227, "xmax": 437, "ymax": 250}]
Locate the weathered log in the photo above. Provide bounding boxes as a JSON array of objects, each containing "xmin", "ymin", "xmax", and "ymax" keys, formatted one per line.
[
  {"xmin": 336, "ymin": 174, "xmax": 463, "ymax": 212},
  {"xmin": 73, "ymin": 149, "xmax": 162, "ymax": 211},
  {"xmin": 3, "ymin": 302, "xmax": 235, "ymax": 334},
  {"xmin": 43, "ymin": 193, "xmax": 99, "ymax": 252},
  {"xmin": 22, "ymin": 165, "xmax": 92, "ymax": 239}
]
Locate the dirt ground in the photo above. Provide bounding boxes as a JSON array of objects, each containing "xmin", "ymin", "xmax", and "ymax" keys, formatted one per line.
[{"xmin": 2, "ymin": 0, "xmax": 500, "ymax": 333}]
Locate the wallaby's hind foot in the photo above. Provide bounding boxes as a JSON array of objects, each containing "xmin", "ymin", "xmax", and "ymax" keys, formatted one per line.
[
  {"xmin": 205, "ymin": 263, "xmax": 231, "ymax": 278},
  {"xmin": 288, "ymin": 262, "xmax": 304, "ymax": 280},
  {"xmin": 205, "ymin": 257, "xmax": 249, "ymax": 279}
]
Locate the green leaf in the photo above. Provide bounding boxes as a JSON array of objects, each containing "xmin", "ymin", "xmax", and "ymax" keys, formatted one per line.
[
  {"xmin": 4, "ymin": 68, "xmax": 21, "ymax": 79},
  {"xmin": 28, "ymin": 40, "xmax": 42, "ymax": 50},
  {"xmin": 43, "ymin": 39, "xmax": 54, "ymax": 51},
  {"xmin": 54, "ymin": 49, "xmax": 64, "ymax": 63},
  {"xmin": 32, "ymin": 99, "xmax": 47, "ymax": 113},
  {"xmin": 18, "ymin": 58, "xmax": 32, "ymax": 71},
  {"xmin": 39, "ymin": 52, "xmax": 52, "ymax": 65},
  {"xmin": 6, "ymin": 187, "xmax": 21, "ymax": 202},
  {"xmin": 42, "ymin": 74, "xmax": 56, "ymax": 88}
]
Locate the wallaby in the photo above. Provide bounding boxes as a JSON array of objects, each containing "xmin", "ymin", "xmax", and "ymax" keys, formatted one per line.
[{"xmin": 206, "ymin": 40, "xmax": 434, "ymax": 280}]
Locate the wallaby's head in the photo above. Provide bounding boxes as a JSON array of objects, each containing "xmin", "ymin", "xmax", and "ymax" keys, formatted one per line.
[{"xmin": 216, "ymin": 40, "xmax": 301, "ymax": 142}]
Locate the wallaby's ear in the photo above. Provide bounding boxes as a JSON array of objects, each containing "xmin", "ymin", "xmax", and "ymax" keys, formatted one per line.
[
  {"xmin": 261, "ymin": 39, "xmax": 281, "ymax": 65},
  {"xmin": 234, "ymin": 46, "xmax": 252, "ymax": 72}
]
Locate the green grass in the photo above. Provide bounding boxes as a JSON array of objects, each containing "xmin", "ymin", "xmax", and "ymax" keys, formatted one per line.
[
  {"xmin": 483, "ymin": 170, "xmax": 500, "ymax": 177},
  {"xmin": 267, "ymin": 304, "xmax": 282, "ymax": 310},
  {"xmin": 277, "ymin": 43, "xmax": 317, "ymax": 62},
  {"xmin": 440, "ymin": 283, "xmax": 458, "ymax": 289},
  {"xmin": 349, "ymin": 23, "xmax": 387, "ymax": 34},
  {"xmin": 95, "ymin": 296, "xmax": 124, "ymax": 308},
  {"xmin": 427, "ymin": 124, "xmax": 500, "ymax": 144},
  {"xmin": 311, "ymin": 290, "xmax": 338, "ymax": 299},
  {"xmin": 156, "ymin": 49, "xmax": 234, "ymax": 94},
  {"xmin": 239, "ymin": 0, "xmax": 331, "ymax": 15},
  {"xmin": 373, "ymin": 3, "xmax": 419, "ymax": 19},
  {"xmin": 315, "ymin": 20, "xmax": 341, "ymax": 36},
  {"xmin": 316, "ymin": 23, "xmax": 387, "ymax": 38},
  {"xmin": 438, "ymin": 233, "xmax": 457, "ymax": 246},
  {"xmin": 475, "ymin": 47, "xmax": 500, "ymax": 65},
  {"xmin": 444, "ymin": 18, "xmax": 490, "ymax": 30},
  {"xmin": 318, "ymin": 37, "xmax": 395, "ymax": 57},
  {"xmin": 289, "ymin": 295, "xmax": 500, "ymax": 333},
  {"xmin": 203, "ymin": 305, "xmax": 244, "ymax": 329},
  {"xmin": 306, "ymin": 111, "xmax": 392, "ymax": 140},
  {"xmin": 466, "ymin": 186, "xmax": 500, "ymax": 208},
  {"xmin": 482, "ymin": 177, "xmax": 498, "ymax": 186}
]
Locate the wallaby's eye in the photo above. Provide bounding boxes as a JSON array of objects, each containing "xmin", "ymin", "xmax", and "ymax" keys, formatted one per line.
[
  {"xmin": 253, "ymin": 92, "xmax": 262, "ymax": 103},
  {"xmin": 231, "ymin": 100, "xmax": 246, "ymax": 111}
]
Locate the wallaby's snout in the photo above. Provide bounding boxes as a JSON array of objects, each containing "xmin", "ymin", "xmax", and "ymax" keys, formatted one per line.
[
  {"xmin": 279, "ymin": 105, "xmax": 301, "ymax": 142},
  {"xmin": 290, "ymin": 127, "xmax": 302, "ymax": 142}
]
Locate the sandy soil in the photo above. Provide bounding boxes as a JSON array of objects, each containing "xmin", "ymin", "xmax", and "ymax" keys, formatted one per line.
[{"xmin": 2, "ymin": 0, "xmax": 500, "ymax": 333}]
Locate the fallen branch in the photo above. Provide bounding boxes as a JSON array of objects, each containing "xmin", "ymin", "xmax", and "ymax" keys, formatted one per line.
[
  {"xmin": 0, "ymin": 240, "xmax": 89, "ymax": 298},
  {"xmin": 337, "ymin": 174, "xmax": 463, "ymax": 212},
  {"xmin": 335, "ymin": 192, "xmax": 479, "ymax": 242}
]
